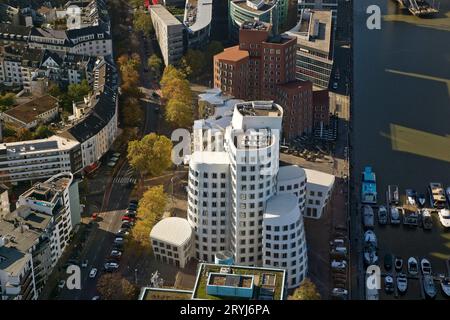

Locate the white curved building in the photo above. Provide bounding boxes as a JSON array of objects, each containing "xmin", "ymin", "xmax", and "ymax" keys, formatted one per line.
[
  {"xmin": 263, "ymin": 193, "xmax": 307, "ymax": 288},
  {"xmin": 277, "ymin": 165, "xmax": 307, "ymax": 213},
  {"xmin": 184, "ymin": 0, "xmax": 213, "ymax": 49},
  {"xmin": 150, "ymin": 217, "xmax": 193, "ymax": 268}
]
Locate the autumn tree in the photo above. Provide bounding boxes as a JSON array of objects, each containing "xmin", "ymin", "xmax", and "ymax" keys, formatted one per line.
[
  {"xmin": 0, "ymin": 93, "xmax": 16, "ymax": 110},
  {"xmin": 122, "ymin": 98, "xmax": 143, "ymax": 127},
  {"xmin": 16, "ymin": 128, "xmax": 33, "ymax": 141},
  {"xmin": 165, "ymin": 98, "xmax": 193, "ymax": 128},
  {"xmin": 291, "ymin": 278, "xmax": 321, "ymax": 300},
  {"xmin": 127, "ymin": 133, "xmax": 173, "ymax": 176},
  {"xmin": 96, "ymin": 273, "xmax": 137, "ymax": 300},
  {"xmin": 133, "ymin": 10, "xmax": 153, "ymax": 36},
  {"xmin": 147, "ymin": 54, "xmax": 163, "ymax": 78}
]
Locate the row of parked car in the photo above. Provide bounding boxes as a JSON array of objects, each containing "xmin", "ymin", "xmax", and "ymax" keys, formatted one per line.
[
  {"xmin": 330, "ymin": 224, "xmax": 349, "ymax": 299},
  {"xmin": 104, "ymin": 200, "xmax": 138, "ymax": 272}
]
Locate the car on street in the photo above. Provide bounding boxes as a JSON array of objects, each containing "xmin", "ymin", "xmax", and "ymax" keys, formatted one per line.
[
  {"xmin": 121, "ymin": 222, "xmax": 132, "ymax": 229},
  {"xmin": 81, "ymin": 259, "xmax": 88, "ymax": 268},
  {"xmin": 104, "ymin": 262, "xmax": 119, "ymax": 271},
  {"xmin": 58, "ymin": 280, "xmax": 66, "ymax": 289},
  {"xmin": 331, "ymin": 288, "xmax": 348, "ymax": 297},
  {"xmin": 116, "ymin": 230, "xmax": 130, "ymax": 237},
  {"xmin": 331, "ymin": 260, "xmax": 347, "ymax": 270},
  {"xmin": 110, "ymin": 250, "xmax": 122, "ymax": 259},
  {"xmin": 332, "ymin": 82, "xmax": 338, "ymax": 90},
  {"xmin": 92, "ymin": 296, "xmax": 100, "ymax": 300},
  {"xmin": 121, "ymin": 216, "xmax": 135, "ymax": 222},
  {"xmin": 129, "ymin": 200, "xmax": 138, "ymax": 205},
  {"xmin": 89, "ymin": 268, "xmax": 98, "ymax": 278},
  {"xmin": 114, "ymin": 237, "xmax": 124, "ymax": 245}
]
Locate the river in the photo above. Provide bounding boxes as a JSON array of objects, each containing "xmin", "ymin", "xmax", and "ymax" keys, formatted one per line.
[{"xmin": 352, "ymin": 0, "xmax": 450, "ymax": 299}]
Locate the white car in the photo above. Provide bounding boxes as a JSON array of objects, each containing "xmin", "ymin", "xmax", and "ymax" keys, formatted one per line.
[
  {"xmin": 438, "ymin": 209, "xmax": 450, "ymax": 228},
  {"xmin": 331, "ymin": 260, "xmax": 347, "ymax": 270},
  {"xmin": 89, "ymin": 268, "xmax": 98, "ymax": 278},
  {"xmin": 92, "ymin": 296, "xmax": 100, "ymax": 300},
  {"xmin": 104, "ymin": 262, "xmax": 119, "ymax": 270},
  {"xmin": 331, "ymin": 288, "xmax": 348, "ymax": 296},
  {"xmin": 81, "ymin": 260, "xmax": 88, "ymax": 268},
  {"xmin": 332, "ymin": 82, "xmax": 338, "ymax": 90},
  {"xmin": 58, "ymin": 280, "xmax": 66, "ymax": 289}
]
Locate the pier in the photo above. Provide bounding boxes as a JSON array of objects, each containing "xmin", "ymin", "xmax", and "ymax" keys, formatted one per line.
[{"xmin": 394, "ymin": 0, "xmax": 440, "ymax": 17}]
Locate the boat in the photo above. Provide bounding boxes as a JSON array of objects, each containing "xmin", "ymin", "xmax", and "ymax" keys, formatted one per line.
[
  {"xmin": 384, "ymin": 274, "xmax": 395, "ymax": 294},
  {"xmin": 428, "ymin": 182, "xmax": 446, "ymax": 209},
  {"xmin": 422, "ymin": 209, "xmax": 433, "ymax": 230},
  {"xmin": 421, "ymin": 258, "xmax": 432, "ymax": 275},
  {"xmin": 364, "ymin": 230, "xmax": 377, "ymax": 247},
  {"xmin": 363, "ymin": 245, "xmax": 378, "ymax": 265},
  {"xmin": 406, "ymin": 189, "xmax": 417, "ymax": 206},
  {"xmin": 362, "ymin": 205, "xmax": 374, "ymax": 228},
  {"xmin": 397, "ymin": 273, "xmax": 408, "ymax": 294},
  {"xmin": 403, "ymin": 209, "xmax": 419, "ymax": 226},
  {"xmin": 423, "ymin": 275, "xmax": 437, "ymax": 299},
  {"xmin": 440, "ymin": 277, "xmax": 450, "ymax": 298},
  {"xmin": 446, "ymin": 187, "xmax": 450, "ymax": 207},
  {"xmin": 417, "ymin": 194, "xmax": 426, "ymax": 207},
  {"xmin": 361, "ymin": 166, "xmax": 377, "ymax": 204},
  {"xmin": 407, "ymin": 257, "xmax": 418, "ymax": 275},
  {"xmin": 438, "ymin": 209, "xmax": 450, "ymax": 228},
  {"xmin": 387, "ymin": 185, "xmax": 399, "ymax": 205},
  {"xmin": 378, "ymin": 206, "xmax": 388, "ymax": 225},
  {"xmin": 395, "ymin": 257, "xmax": 403, "ymax": 271},
  {"xmin": 390, "ymin": 207, "xmax": 401, "ymax": 225}
]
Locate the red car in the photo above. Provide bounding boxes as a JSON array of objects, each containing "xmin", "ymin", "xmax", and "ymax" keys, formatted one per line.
[
  {"xmin": 91, "ymin": 213, "xmax": 98, "ymax": 220},
  {"xmin": 121, "ymin": 216, "xmax": 135, "ymax": 222}
]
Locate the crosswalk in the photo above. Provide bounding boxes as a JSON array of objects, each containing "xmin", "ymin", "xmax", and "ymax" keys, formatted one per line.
[{"xmin": 113, "ymin": 167, "xmax": 137, "ymax": 185}]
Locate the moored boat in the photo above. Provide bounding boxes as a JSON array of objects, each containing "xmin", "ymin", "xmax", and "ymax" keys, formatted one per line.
[
  {"xmin": 423, "ymin": 275, "xmax": 437, "ymax": 299},
  {"xmin": 407, "ymin": 257, "xmax": 418, "ymax": 275},
  {"xmin": 363, "ymin": 205, "xmax": 374, "ymax": 228},
  {"xmin": 440, "ymin": 277, "xmax": 450, "ymax": 298},
  {"xmin": 397, "ymin": 273, "xmax": 408, "ymax": 294},
  {"xmin": 378, "ymin": 206, "xmax": 388, "ymax": 225},
  {"xmin": 422, "ymin": 209, "xmax": 433, "ymax": 230},
  {"xmin": 361, "ymin": 167, "xmax": 377, "ymax": 204},
  {"xmin": 390, "ymin": 207, "xmax": 401, "ymax": 225}
]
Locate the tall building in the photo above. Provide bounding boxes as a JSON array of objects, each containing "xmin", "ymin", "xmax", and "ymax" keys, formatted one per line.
[
  {"xmin": 286, "ymin": 9, "xmax": 334, "ymax": 89},
  {"xmin": 214, "ymin": 21, "xmax": 297, "ymax": 101},
  {"xmin": 0, "ymin": 173, "xmax": 80, "ymax": 299},
  {"xmin": 149, "ymin": 5, "xmax": 185, "ymax": 66},
  {"xmin": 186, "ymin": 101, "xmax": 310, "ymax": 288},
  {"xmin": 298, "ymin": 0, "xmax": 338, "ymax": 19},
  {"xmin": 228, "ymin": 0, "xmax": 294, "ymax": 42}
]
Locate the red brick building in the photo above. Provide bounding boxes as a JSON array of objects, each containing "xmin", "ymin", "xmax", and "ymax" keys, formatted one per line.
[{"xmin": 312, "ymin": 89, "xmax": 330, "ymax": 128}]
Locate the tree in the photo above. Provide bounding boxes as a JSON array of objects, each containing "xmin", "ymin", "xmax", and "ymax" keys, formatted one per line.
[
  {"xmin": 127, "ymin": 133, "xmax": 173, "ymax": 176},
  {"xmin": 205, "ymin": 41, "xmax": 224, "ymax": 68},
  {"xmin": 96, "ymin": 273, "xmax": 137, "ymax": 300},
  {"xmin": 180, "ymin": 49, "xmax": 206, "ymax": 79},
  {"xmin": 138, "ymin": 185, "xmax": 168, "ymax": 220},
  {"xmin": 67, "ymin": 79, "xmax": 90, "ymax": 103},
  {"xmin": 165, "ymin": 98, "xmax": 193, "ymax": 128},
  {"xmin": 147, "ymin": 54, "xmax": 163, "ymax": 78},
  {"xmin": 16, "ymin": 128, "xmax": 33, "ymax": 141},
  {"xmin": 291, "ymin": 278, "xmax": 321, "ymax": 300},
  {"xmin": 133, "ymin": 10, "xmax": 153, "ymax": 36},
  {"xmin": 161, "ymin": 77, "xmax": 191, "ymax": 103},
  {"xmin": 122, "ymin": 98, "xmax": 144, "ymax": 127},
  {"xmin": 160, "ymin": 65, "xmax": 186, "ymax": 88},
  {"xmin": 33, "ymin": 125, "xmax": 53, "ymax": 139},
  {"xmin": 0, "ymin": 93, "xmax": 16, "ymax": 111}
]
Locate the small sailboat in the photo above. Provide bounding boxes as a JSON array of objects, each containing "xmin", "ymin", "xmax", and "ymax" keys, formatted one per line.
[
  {"xmin": 407, "ymin": 257, "xmax": 418, "ymax": 275},
  {"xmin": 423, "ymin": 275, "xmax": 437, "ymax": 299},
  {"xmin": 377, "ymin": 206, "xmax": 388, "ymax": 225},
  {"xmin": 397, "ymin": 273, "xmax": 408, "ymax": 294},
  {"xmin": 440, "ymin": 277, "xmax": 450, "ymax": 298}
]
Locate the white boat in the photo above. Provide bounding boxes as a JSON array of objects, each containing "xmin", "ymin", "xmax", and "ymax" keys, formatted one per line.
[
  {"xmin": 384, "ymin": 274, "xmax": 394, "ymax": 294},
  {"xmin": 423, "ymin": 275, "xmax": 437, "ymax": 299},
  {"xmin": 421, "ymin": 258, "xmax": 432, "ymax": 275},
  {"xmin": 440, "ymin": 277, "xmax": 450, "ymax": 298},
  {"xmin": 363, "ymin": 205, "xmax": 375, "ymax": 228},
  {"xmin": 377, "ymin": 206, "xmax": 388, "ymax": 225},
  {"xmin": 422, "ymin": 209, "xmax": 433, "ymax": 230},
  {"xmin": 407, "ymin": 257, "xmax": 418, "ymax": 275},
  {"xmin": 390, "ymin": 207, "xmax": 401, "ymax": 224},
  {"xmin": 364, "ymin": 230, "xmax": 377, "ymax": 247},
  {"xmin": 397, "ymin": 273, "xmax": 408, "ymax": 294},
  {"xmin": 438, "ymin": 209, "xmax": 450, "ymax": 228},
  {"xmin": 363, "ymin": 245, "xmax": 378, "ymax": 265}
]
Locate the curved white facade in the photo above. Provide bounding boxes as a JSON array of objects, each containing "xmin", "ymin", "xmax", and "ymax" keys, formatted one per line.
[
  {"xmin": 263, "ymin": 193, "xmax": 307, "ymax": 288},
  {"xmin": 277, "ymin": 165, "xmax": 307, "ymax": 214}
]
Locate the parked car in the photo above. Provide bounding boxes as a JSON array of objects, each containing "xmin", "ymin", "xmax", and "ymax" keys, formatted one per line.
[
  {"xmin": 331, "ymin": 288, "xmax": 348, "ymax": 297},
  {"xmin": 89, "ymin": 268, "xmax": 97, "ymax": 278},
  {"xmin": 110, "ymin": 250, "xmax": 122, "ymax": 259},
  {"xmin": 129, "ymin": 200, "xmax": 138, "ymax": 205},
  {"xmin": 331, "ymin": 260, "xmax": 347, "ymax": 270},
  {"xmin": 114, "ymin": 237, "xmax": 124, "ymax": 245},
  {"xmin": 116, "ymin": 230, "xmax": 130, "ymax": 237},
  {"xmin": 104, "ymin": 262, "xmax": 119, "ymax": 272},
  {"xmin": 92, "ymin": 296, "xmax": 100, "ymax": 300},
  {"xmin": 332, "ymin": 82, "xmax": 338, "ymax": 90},
  {"xmin": 81, "ymin": 259, "xmax": 88, "ymax": 268},
  {"xmin": 121, "ymin": 222, "xmax": 132, "ymax": 229},
  {"xmin": 121, "ymin": 216, "xmax": 134, "ymax": 222}
]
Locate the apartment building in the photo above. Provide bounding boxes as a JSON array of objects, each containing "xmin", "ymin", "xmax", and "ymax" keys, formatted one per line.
[
  {"xmin": 0, "ymin": 173, "xmax": 80, "ymax": 299},
  {"xmin": 149, "ymin": 5, "xmax": 185, "ymax": 66},
  {"xmin": 298, "ymin": 0, "xmax": 338, "ymax": 19},
  {"xmin": 286, "ymin": 9, "xmax": 334, "ymax": 89},
  {"xmin": 304, "ymin": 168, "xmax": 335, "ymax": 219},
  {"xmin": 184, "ymin": 0, "xmax": 213, "ymax": 49}
]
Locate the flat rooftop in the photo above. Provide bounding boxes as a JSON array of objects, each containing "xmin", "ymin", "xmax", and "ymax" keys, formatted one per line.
[
  {"xmin": 215, "ymin": 45, "xmax": 249, "ymax": 62},
  {"xmin": 139, "ymin": 288, "xmax": 193, "ymax": 300},
  {"xmin": 3, "ymin": 95, "xmax": 58, "ymax": 125},
  {"xmin": 0, "ymin": 135, "xmax": 78, "ymax": 156},
  {"xmin": 236, "ymin": 101, "xmax": 282, "ymax": 117},
  {"xmin": 185, "ymin": 0, "xmax": 212, "ymax": 32},
  {"xmin": 232, "ymin": 0, "xmax": 276, "ymax": 13},
  {"xmin": 150, "ymin": 4, "xmax": 184, "ymax": 26},
  {"xmin": 192, "ymin": 263, "xmax": 286, "ymax": 300}
]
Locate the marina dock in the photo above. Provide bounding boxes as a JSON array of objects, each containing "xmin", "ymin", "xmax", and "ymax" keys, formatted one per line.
[{"xmin": 394, "ymin": 0, "xmax": 440, "ymax": 17}]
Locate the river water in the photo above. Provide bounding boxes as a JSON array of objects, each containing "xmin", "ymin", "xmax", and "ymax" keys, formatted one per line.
[{"xmin": 353, "ymin": 0, "xmax": 450, "ymax": 299}]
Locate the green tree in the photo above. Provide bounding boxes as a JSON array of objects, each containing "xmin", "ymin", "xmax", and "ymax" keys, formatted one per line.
[
  {"xmin": 160, "ymin": 65, "xmax": 186, "ymax": 87},
  {"xmin": 133, "ymin": 10, "xmax": 153, "ymax": 36},
  {"xmin": 96, "ymin": 273, "xmax": 137, "ymax": 300},
  {"xmin": 165, "ymin": 98, "xmax": 193, "ymax": 128},
  {"xmin": 205, "ymin": 41, "xmax": 224, "ymax": 68},
  {"xmin": 33, "ymin": 125, "xmax": 53, "ymax": 139},
  {"xmin": 16, "ymin": 128, "xmax": 33, "ymax": 141},
  {"xmin": 122, "ymin": 98, "xmax": 144, "ymax": 127},
  {"xmin": 127, "ymin": 133, "xmax": 173, "ymax": 176},
  {"xmin": 180, "ymin": 49, "xmax": 206, "ymax": 79},
  {"xmin": 0, "ymin": 93, "xmax": 16, "ymax": 110},
  {"xmin": 67, "ymin": 80, "xmax": 90, "ymax": 103},
  {"xmin": 291, "ymin": 278, "xmax": 321, "ymax": 300},
  {"xmin": 147, "ymin": 54, "xmax": 163, "ymax": 78}
]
